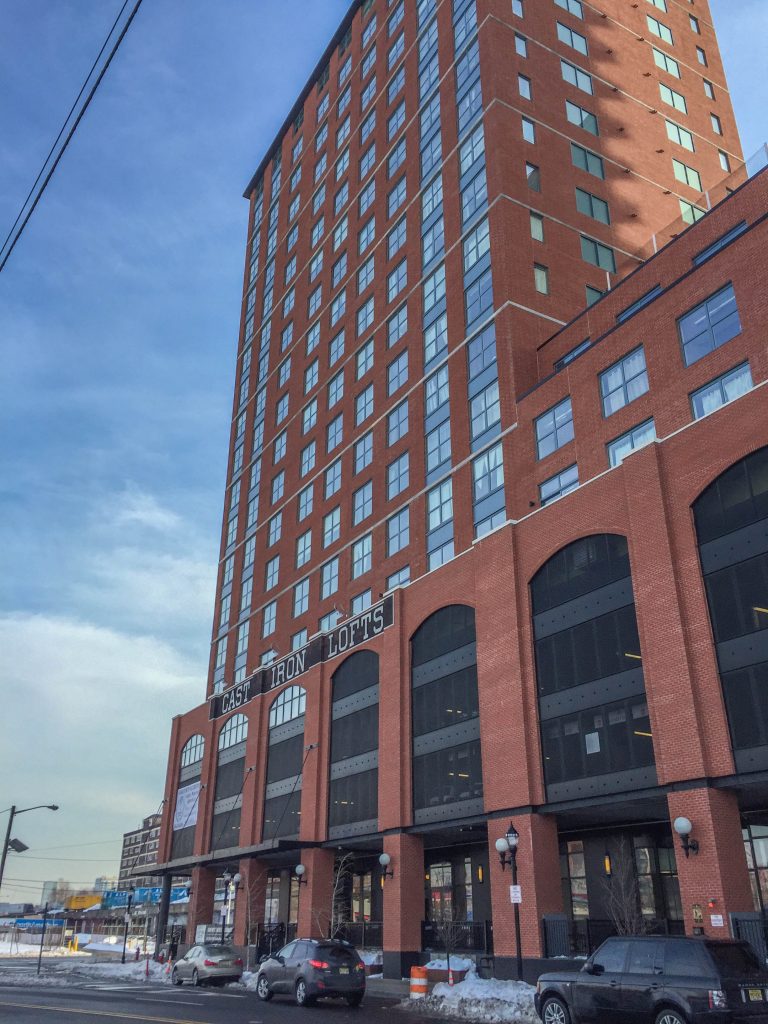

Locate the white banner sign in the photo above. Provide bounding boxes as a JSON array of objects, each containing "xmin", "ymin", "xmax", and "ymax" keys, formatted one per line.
[
  {"xmin": 173, "ymin": 781, "xmax": 200, "ymax": 831},
  {"xmin": 509, "ymin": 885, "xmax": 522, "ymax": 904}
]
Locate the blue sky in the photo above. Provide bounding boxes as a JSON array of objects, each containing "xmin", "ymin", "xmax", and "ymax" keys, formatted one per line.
[{"xmin": 0, "ymin": 0, "xmax": 765, "ymax": 903}]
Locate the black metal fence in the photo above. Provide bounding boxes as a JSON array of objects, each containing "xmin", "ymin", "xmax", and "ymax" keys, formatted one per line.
[
  {"xmin": 252, "ymin": 922, "xmax": 297, "ymax": 958},
  {"xmin": 421, "ymin": 919, "xmax": 493, "ymax": 954},
  {"xmin": 336, "ymin": 921, "xmax": 383, "ymax": 949},
  {"xmin": 542, "ymin": 916, "xmax": 684, "ymax": 958}
]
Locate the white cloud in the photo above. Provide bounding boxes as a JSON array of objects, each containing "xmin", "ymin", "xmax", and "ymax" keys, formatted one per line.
[
  {"xmin": 103, "ymin": 485, "xmax": 183, "ymax": 533},
  {"xmin": 0, "ymin": 612, "xmax": 203, "ymax": 900}
]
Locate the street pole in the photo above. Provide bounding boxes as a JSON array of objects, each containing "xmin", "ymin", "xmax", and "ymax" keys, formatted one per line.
[
  {"xmin": 511, "ymin": 848, "xmax": 523, "ymax": 982},
  {"xmin": 36, "ymin": 903, "xmax": 48, "ymax": 976},
  {"xmin": 121, "ymin": 890, "xmax": 134, "ymax": 964},
  {"xmin": 0, "ymin": 806, "xmax": 15, "ymax": 895}
]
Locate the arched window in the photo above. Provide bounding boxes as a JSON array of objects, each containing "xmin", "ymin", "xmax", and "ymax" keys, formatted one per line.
[
  {"xmin": 171, "ymin": 734, "xmax": 205, "ymax": 860},
  {"xmin": 329, "ymin": 651, "xmax": 379, "ymax": 838},
  {"xmin": 531, "ymin": 535, "xmax": 655, "ymax": 800},
  {"xmin": 263, "ymin": 687, "xmax": 307, "ymax": 841},
  {"xmin": 210, "ymin": 714, "xmax": 249, "ymax": 852},
  {"xmin": 411, "ymin": 606, "xmax": 483, "ymax": 824},
  {"xmin": 218, "ymin": 713, "xmax": 248, "ymax": 749},
  {"xmin": 268, "ymin": 686, "xmax": 306, "ymax": 729},
  {"xmin": 180, "ymin": 734, "xmax": 205, "ymax": 768},
  {"xmin": 693, "ymin": 448, "xmax": 768, "ymax": 767}
]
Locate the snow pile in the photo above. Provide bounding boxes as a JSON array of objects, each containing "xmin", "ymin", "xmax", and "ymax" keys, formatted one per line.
[
  {"xmin": 421, "ymin": 973, "xmax": 539, "ymax": 1023},
  {"xmin": 425, "ymin": 956, "xmax": 474, "ymax": 971},
  {"xmin": 360, "ymin": 950, "xmax": 383, "ymax": 967},
  {"xmin": 0, "ymin": 941, "xmax": 49, "ymax": 956},
  {"xmin": 0, "ymin": 955, "xmax": 171, "ymax": 989}
]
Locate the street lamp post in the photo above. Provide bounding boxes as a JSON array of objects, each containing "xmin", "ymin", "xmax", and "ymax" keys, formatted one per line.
[
  {"xmin": 120, "ymin": 886, "xmax": 135, "ymax": 964},
  {"xmin": 495, "ymin": 821, "xmax": 523, "ymax": 982},
  {"xmin": 0, "ymin": 804, "xmax": 59, "ymax": 895},
  {"xmin": 220, "ymin": 872, "xmax": 241, "ymax": 943}
]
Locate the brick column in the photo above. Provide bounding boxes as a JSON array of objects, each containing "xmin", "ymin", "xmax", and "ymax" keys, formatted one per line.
[
  {"xmin": 488, "ymin": 814, "xmax": 562, "ymax": 975},
  {"xmin": 667, "ymin": 788, "xmax": 753, "ymax": 937},
  {"xmin": 233, "ymin": 858, "xmax": 268, "ymax": 947},
  {"xmin": 382, "ymin": 833, "xmax": 424, "ymax": 979},
  {"xmin": 186, "ymin": 866, "xmax": 217, "ymax": 945},
  {"xmin": 296, "ymin": 847, "xmax": 336, "ymax": 939}
]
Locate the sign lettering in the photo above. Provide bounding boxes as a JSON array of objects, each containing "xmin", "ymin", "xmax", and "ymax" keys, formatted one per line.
[{"xmin": 209, "ymin": 595, "xmax": 394, "ymax": 719}]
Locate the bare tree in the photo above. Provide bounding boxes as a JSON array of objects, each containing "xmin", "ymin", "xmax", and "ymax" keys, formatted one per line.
[
  {"xmin": 432, "ymin": 903, "xmax": 467, "ymax": 979},
  {"xmin": 601, "ymin": 837, "xmax": 650, "ymax": 937},
  {"xmin": 313, "ymin": 852, "xmax": 355, "ymax": 939}
]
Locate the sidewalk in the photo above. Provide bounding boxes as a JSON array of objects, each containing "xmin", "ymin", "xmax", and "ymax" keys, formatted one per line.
[{"xmin": 366, "ymin": 975, "xmax": 411, "ymax": 1000}]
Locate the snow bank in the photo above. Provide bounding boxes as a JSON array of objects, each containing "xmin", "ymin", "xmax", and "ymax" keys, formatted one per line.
[
  {"xmin": 0, "ymin": 956, "xmax": 170, "ymax": 989},
  {"xmin": 360, "ymin": 950, "xmax": 383, "ymax": 966},
  {"xmin": 420, "ymin": 973, "xmax": 539, "ymax": 1023},
  {"xmin": 425, "ymin": 956, "xmax": 474, "ymax": 971}
]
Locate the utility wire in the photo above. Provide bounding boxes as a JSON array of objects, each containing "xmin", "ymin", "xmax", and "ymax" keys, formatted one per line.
[
  {"xmin": 0, "ymin": 0, "xmax": 130, "ymax": 262},
  {"xmin": 0, "ymin": 0, "xmax": 144, "ymax": 275}
]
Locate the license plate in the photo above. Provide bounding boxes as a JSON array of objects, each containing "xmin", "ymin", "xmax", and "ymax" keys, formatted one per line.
[
  {"xmin": 748, "ymin": 988, "xmax": 764, "ymax": 1002},
  {"xmin": 339, "ymin": 967, "xmax": 349, "ymax": 975}
]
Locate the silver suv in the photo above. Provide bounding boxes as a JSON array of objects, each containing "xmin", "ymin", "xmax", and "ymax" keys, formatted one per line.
[
  {"xmin": 255, "ymin": 938, "xmax": 366, "ymax": 1007},
  {"xmin": 171, "ymin": 943, "xmax": 243, "ymax": 986}
]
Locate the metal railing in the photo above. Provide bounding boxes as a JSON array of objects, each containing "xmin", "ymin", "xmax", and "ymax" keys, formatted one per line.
[
  {"xmin": 336, "ymin": 920, "xmax": 383, "ymax": 949},
  {"xmin": 421, "ymin": 919, "xmax": 493, "ymax": 954},
  {"xmin": 543, "ymin": 916, "xmax": 684, "ymax": 958}
]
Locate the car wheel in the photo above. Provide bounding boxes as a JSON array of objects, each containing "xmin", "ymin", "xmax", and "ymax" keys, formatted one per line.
[
  {"xmin": 542, "ymin": 995, "xmax": 571, "ymax": 1024},
  {"xmin": 256, "ymin": 974, "xmax": 273, "ymax": 1001},
  {"xmin": 345, "ymin": 992, "xmax": 364, "ymax": 1007},
  {"xmin": 192, "ymin": 968, "xmax": 201, "ymax": 987},
  {"xmin": 656, "ymin": 1011, "xmax": 687, "ymax": 1024},
  {"xmin": 171, "ymin": 967, "xmax": 183, "ymax": 987},
  {"xmin": 295, "ymin": 978, "xmax": 316, "ymax": 1007}
]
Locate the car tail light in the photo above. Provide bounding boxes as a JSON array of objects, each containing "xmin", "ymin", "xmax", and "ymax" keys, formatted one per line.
[
  {"xmin": 203, "ymin": 959, "xmax": 217, "ymax": 967},
  {"xmin": 234, "ymin": 958, "xmax": 243, "ymax": 966},
  {"xmin": 309, "ymin": 959, "xmax": 329, "ymax": 970},
  {"xmin": 708, "ymin": 990, "xmax": 727, "ymax": 1010}
]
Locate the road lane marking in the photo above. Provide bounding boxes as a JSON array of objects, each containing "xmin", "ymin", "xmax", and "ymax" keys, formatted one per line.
[{"xmin": 0, "ymin": 1000, "xmax": 213, "ymax": 1023}]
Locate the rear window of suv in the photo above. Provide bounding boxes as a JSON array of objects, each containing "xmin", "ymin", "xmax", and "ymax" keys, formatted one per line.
[
  {"xmin": 317, "ymin": 944, "xmax": 357, "ymax": 963},
  {"xmin": 663, "ymin": 940, "xmax": 707, "ymax": 977},
  {"xmin": 706, "ymin": 942, "xmax": 763, "ymax": 977}
]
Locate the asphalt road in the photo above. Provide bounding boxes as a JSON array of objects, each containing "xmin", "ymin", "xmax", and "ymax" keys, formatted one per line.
[{"xmin": 0, "ymin": 978, "xmax": 449, "ymax": 1024}]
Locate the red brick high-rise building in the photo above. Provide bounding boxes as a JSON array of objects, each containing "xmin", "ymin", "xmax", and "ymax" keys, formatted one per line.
[{"xmin": 153, "ymin": 0, "xmax": 768, "ymax": 977}]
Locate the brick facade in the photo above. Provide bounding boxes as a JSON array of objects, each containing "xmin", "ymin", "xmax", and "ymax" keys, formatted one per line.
[{"xmin": 154, "ymin": 0, "xmax": 768, "ymax": 978}]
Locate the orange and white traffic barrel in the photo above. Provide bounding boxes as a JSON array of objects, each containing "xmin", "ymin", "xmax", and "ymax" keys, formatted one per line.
[{"xmin": 409, "ymin": 965, "xmax": 429, "ymax": 1000}]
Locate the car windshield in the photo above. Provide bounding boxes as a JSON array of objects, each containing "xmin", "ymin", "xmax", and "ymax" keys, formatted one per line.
[{"xmin": 706, "ymin": 942, "xmax": 763, "ymax": 977}]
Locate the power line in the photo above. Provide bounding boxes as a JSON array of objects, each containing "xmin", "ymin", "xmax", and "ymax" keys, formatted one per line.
[
  {"xmin": 0, "ymin": 0, "xmax": 131, "ymax": 261},
  {"xmin": 0, "ymin": 0, "xmax": 144, "ymax": 275}
]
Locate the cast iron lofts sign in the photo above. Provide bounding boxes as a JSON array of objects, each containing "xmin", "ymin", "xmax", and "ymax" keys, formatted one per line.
[{"xmin": 209, "ymin": 595, "xmax": 394, "ymax": 720}]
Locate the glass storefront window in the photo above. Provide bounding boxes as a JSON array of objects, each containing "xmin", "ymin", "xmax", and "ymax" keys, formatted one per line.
[
  {"xmin": 351, "ymin": 872, "xmax": 372, "ymax": 923},
  {"xmin": 264, "ymin": 873, "xmax": 280, "ymax": 925}
]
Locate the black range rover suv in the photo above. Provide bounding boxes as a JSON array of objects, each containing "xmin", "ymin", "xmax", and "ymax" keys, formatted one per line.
[{"xmin": 535, "ymin": 935, "xmax": 768, "ymax": 1024}]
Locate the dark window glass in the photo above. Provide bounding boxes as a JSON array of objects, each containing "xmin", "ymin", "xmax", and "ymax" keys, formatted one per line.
[
  {"xmin": 328, "ymin": 769, "xmax": 378, "ymax": 827},
  {"xmin": 664, "ymin": 940, "xmax": 706, "ymax": 976},
  {"xmin": 592, "ymin": 939, "xmax": 629, "ymax": 973},
  {"xmin": 210, "ymin": 807, "xmax": 241, "ymax": 850},
  {"xmin": 705, "ymin": 554, "xmax": 768, "ymax": 643},
  {"xmin": 412, "ymin": 740, "xmax": 483, "ymax": 810},
  {"xmin": 413, "ymin": 666, "xmax": 480, "ymax": 736},
  {"xmin": 693, "ymin": 447, "xmax": 768, "ymax": 544},
  {"xmin": 679, "ymin": 284, "xmax": 741, "ymax": 366},
  {"xmin": 542, "ymin": 698, "xmax": 654, "ymax": 785},
  {"xmin": 626, "ymin": 940, "xmax": 663, "ymax": 974},
  {"xmin": 531, "ymin": 535, "xmax": 631, "ymax": 614},
  {"xmin": 535, "ymin": 605, "xmax": 642, "ymax": 695},
  {"xmin": 332, "ymin": 650, "xmax": 379, "ymax": 699},
  {"xmin": 266, "ymin": 734, "xmax": 304, "ymax": 784},
  {"xmin": 330, "ymin": 705, "xmax": 379, "ymax": 762},
  {"xmin": 262, "ymin": 791, "xmax": 301, "ymax": 840},
  {"xmin": 214, "ymin": 756, "xmax": 245, "ymax": 800},
  {"xmin": 722, "ymin": 662, "xmax": 768, "ymax": 750},
  {"xmin": 412, "ymin": 605, "xmax": 476, "ymax": 666},
  {"xmin": 705, "ymin": 942, "xmax": 762, "ymax": 977}
]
